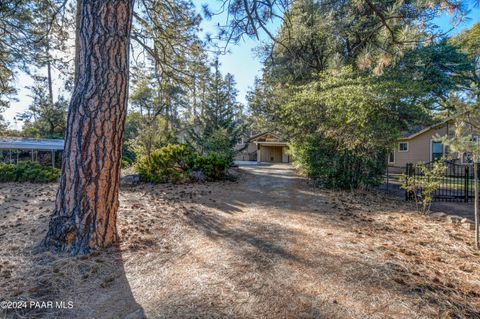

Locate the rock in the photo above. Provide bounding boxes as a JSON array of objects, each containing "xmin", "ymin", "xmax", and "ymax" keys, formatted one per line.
[
  {"xmin": 189, "ymin": 171, "xmax": 206, "ymax": 183},
  {"xmin": 446, "ymin": 215, "xmax": 463, "ymax": 224},
  {"xmin": 121, "ymin": 174, "xmax": 140, "ymax": 186},
  {"xmin": 124, "ymin": 309, "xmax": 146, "ymax": 319},
  {"xmin": 227, "ymin": 168, "xmax": 241, "ymax": 178},
  {"xmin": 431, "ymin": 212, "xmax": 447, "ymax": 220}
]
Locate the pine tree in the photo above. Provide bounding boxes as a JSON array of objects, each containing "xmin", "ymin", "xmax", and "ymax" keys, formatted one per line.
[
  {"xmin": 18, "ymin": 74, "xmax": 67, "ymax": 138},
  {"xmin": 0, "ymin": 1, "xmax": 34, "ymax": 109},
  {"xmin": 188, "ymin": 59, "xmax": 244, "ymax": 162},
  {"xmin": 30, "ymin": 0, "xmax": 73, "ymax": 103},
  {"xmin": 43, "ymin": 0, "xmax": 134, "ymax": 255},
  {"xmin": 127, "ymin": 70, "xmax": 174, "ymax": 159}
]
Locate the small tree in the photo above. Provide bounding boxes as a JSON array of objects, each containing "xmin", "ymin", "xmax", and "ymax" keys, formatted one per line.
[
  {"xmin": 401, "ymin": 162, "xmax": 446, "ymax": 214},
  {"xmin": 440, "ymin": 109, "xmax": 480, "ymax": 249},
  {"xmin": 127, "ymin": 76, "xmax": 176, "ymax": 160}
]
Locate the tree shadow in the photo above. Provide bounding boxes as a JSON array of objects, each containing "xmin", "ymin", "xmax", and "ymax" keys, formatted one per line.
[
  {"xmin": 174, "ymin": 165, "xmax": 480, "ymax": 317},
  {"xmin": 184, "ymin": 208, "xmax": 301, "ymax": 263},
  {"xmin": 0, "ymin": 183, "xmax": 144, "ymax": 319},
  {"xmin": 2, "ymin": 166, "xmax": 478, "ymax": 318}
]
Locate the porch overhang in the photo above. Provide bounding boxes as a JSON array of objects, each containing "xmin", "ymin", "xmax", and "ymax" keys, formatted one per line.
[
  {"xmin": 0, "ymin": 138, "xmax": 65, "ymax": 150},
  {"xmin": 254, "ymin": 141, "xmax": 288, "ymax": 147}
]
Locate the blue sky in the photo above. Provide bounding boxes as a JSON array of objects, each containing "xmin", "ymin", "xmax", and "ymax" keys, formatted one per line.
[{"xmin": 4, "ymin": 1, "xmax": 480, "ymax": 129}]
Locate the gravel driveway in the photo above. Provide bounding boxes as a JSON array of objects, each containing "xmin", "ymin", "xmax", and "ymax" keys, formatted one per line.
[{"xmin": 1, "ymin": 164, "xmax": 479, "ymax": 318}]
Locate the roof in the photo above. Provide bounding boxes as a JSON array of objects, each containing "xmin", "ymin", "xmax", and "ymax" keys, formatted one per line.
[
  {"xmin": 0, "ymin": 137, "xmax": 65, "ymax": 150},
  {"xmin": 247, "ymin": 131, "xmax": 284, "ymax": 142},
  {"xmin": 399, "ymin": 116, "xmax": 454, "ymax": 140},
  {"xmin": 399, "ymin": 110, "xmax": 472, "ymax": 140}
]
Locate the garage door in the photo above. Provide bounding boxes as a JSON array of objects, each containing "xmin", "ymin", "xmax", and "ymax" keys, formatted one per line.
[{"xmin": 260, "ymin": 146, "xmax": 283, "ymax": 162}]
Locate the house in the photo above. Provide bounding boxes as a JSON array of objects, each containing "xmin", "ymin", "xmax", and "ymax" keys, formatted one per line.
[
  {"xmin": 389, "ymin": 121, "xmax": 450, "ymax": 171},
  {"xmin": 235, "ymin": 132, "xmax": 290, "ymax": 163},
  {"xmin": 388, "ymin": 116, "xmax": 478, "ymax": 172}
]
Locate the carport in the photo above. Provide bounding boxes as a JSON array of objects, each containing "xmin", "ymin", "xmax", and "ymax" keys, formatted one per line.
[
  {"xmin": 255, "ymin": 141, "xmax": 289, "ymax": 163},
  {"xmin": 0, "ymin": 137, "xmax": 64, "ymax": 167}
]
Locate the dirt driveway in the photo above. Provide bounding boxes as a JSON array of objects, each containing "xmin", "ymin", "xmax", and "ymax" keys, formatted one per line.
[{"xmin": 1, "ymin": 164, "xmax": 479, "ymax": 318}]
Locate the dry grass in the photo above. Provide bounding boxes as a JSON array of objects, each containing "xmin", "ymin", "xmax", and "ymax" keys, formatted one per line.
[{"xmin": 0, "ymin": 164, "xmax": 479, "ymax": 319}]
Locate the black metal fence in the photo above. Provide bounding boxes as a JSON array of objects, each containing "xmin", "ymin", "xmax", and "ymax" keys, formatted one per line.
[{"xmin": 405, "ymin": 161, "xmax": 479, "ymax": 202}]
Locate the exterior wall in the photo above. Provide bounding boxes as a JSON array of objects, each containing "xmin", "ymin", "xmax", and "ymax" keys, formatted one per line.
[
  {"xmin": 390, "ymin": 125, "xmax": 450, "ymax": 169},
  {"xmin": 282, "ymin": 146, "xmax": 289, "ymax": 163},
  {"xmin": 234, "ymin": 142, "xmax": 258, "ymax": 161}
]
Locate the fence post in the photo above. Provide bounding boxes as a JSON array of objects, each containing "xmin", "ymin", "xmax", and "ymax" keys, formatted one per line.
[
  {"xmin": 386, "ymin": 164, "xmax": 389, "ymax": 192},
  {"xmin": 405, "ymin": 163, "xmax": 412, "ymax": 201},
  {"xmin": 465, "ymin": 165, "xmax": 469, "ymax": 203}
]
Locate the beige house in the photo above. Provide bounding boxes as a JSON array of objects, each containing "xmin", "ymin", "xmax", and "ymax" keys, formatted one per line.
[
  {"xmin": 388, "ymin": 117, "xmax": 478, "ymax": 171},
  {"xmin": 235, "ymin": 132, "xmax": 290, "ymax": 163},
  {"xmin": 389, "ymin": 123, "xmax": 450, "ymax": 170}
]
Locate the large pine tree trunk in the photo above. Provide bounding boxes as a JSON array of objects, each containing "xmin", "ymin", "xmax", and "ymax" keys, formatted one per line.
[{"xmin": 44, "ymin": 0, "xmax": 134, "ymax": 255}]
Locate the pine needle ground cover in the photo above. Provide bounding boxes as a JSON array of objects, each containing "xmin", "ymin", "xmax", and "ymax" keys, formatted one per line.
[{"xmin": 0, "ymin": 165, "xmax": 479, "ymax": 318}]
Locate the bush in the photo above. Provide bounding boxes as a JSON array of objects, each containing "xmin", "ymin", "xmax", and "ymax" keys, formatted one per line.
[
  {"xmin": 121, "ymin": 159, "xmax": 131, "ymax": 169},
  {"xmin": 134, "ymin": 144, "xmax": 231, "ymax": 184},
  {"xmin": 122, "ymin": 146, "xmax": 136, "ymax": 167},
  {"xmin": 290, "ymin": 137, "xmax": 386, "ymax": 189},
  {"xmin": 401, "ymin": 162, "xmax": 446, "ymax": 214},
  {"xmin": 135, "ymin": 144, "xmax": 195, "ymax": 183},
  {"xmin": 194, "ymin": 153, "xmax": 229, "ymax": 180},
  {"xmin": 0, "ymin": 161, "xmax": 60, "ymax": 183}
]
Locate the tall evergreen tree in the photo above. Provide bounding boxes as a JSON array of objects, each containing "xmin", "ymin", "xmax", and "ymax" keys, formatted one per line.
[
  {"xmin": 0, "ymin": 1, "xmax": 34, "ymax": 109},
  {"xmin": 30, "ymin": 0, "xmax": 73, "ymax": 104},
  {"xmin": 18, "ymin": 0, "xmax": 74, "ymax": 139},
  {"xmin": 188, "ymin": 59, "xmax": 244, "ymax": 162},
  {"xmin": 131, "ymin": 0, "xmax": 203, "ymax": 129}
]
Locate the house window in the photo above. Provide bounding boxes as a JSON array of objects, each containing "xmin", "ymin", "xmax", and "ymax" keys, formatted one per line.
[
  {"xmin": 431, "ymin": 141, "xmax": 444, "ymax": 161},
  {"xmin": 388, "ymin": 151, "xmax": 395, "ymax": 164},
  {"xmin": 399, "ymin": 142, "xmax": 409, "ymax": 152}
]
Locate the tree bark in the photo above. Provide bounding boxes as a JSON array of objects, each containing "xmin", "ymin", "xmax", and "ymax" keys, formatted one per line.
[{"xmin": 44, "ymin": 0, "xmax": 134, "ymax": 255}]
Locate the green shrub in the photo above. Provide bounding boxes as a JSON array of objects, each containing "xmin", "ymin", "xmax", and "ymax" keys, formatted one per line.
[
  {"xmin": 121, "ymin": 159, "xmax": 131, "ymax": 169},
  {"xmin": 122, "ymin": 146, "xmax": 136, "ymax": 167},
  {"xmin": 0, "ymin": 161, "xmax": 60, "ymax": 183},
  {"xmin": 201, "ymin": 128, "xmax": 236, "ymax": 165},
  {"xmin": 0, "ymin": 163, "xmax": 16, "ymax": 181},
  {"xmin": 134, "ymin": 144, "xmax": 231, "ymax": 183},
  {"xmin": 135, "ymin": 144, "xmax": 195, "ymax": 183},
  {"xmin": 290, "ymin": 137, "xmax": 386, "ymax": 189},
  {"xmin": 401, "ymin": 162, "xmax": 446, "ymax": 214},
  {"xmin": 194, "ymin": 153, "xmax": 229, "ymax": 180}
]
